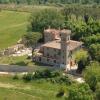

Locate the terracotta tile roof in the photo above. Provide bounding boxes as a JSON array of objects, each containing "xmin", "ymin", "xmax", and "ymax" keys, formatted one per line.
[
  {"xmin": 44, "ymin": 29, "xmax": 71, "ymax": 35},
  {"xmin": 42, "ymin": 40, "xmax": 82, "ymax": 51},
  {"xmin": 44, "ymin": 29, "xmax": 60, "ymax": 34}
]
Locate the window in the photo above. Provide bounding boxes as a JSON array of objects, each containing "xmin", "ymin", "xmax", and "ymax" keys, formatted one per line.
[
  {"xmin": 58, "ymin": 51, "xmax": 61, "ymax": 55},
  {"xmin": 54, "ymin": 60, "xmax": 56, "ymax": 63},
  {"xmin": 39, "ymin": 57, "xmax": 41, "ymax": 62}
]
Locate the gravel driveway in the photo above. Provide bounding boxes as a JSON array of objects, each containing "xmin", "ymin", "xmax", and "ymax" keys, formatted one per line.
[{"xmin": 0, "ymin": 65, "xmax": 33, "ymax": 72}]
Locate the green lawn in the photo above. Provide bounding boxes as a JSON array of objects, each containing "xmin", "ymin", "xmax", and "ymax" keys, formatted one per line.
[
  {"xmin": 0, "ymin": 75, "xmax": 65, "ymax": 100},
  {"xmin": 0, "ymin": 55, "xmax": 33, "ymax": 66},
  {"xmin": 0, "ymin": 10, "xmax": 30, "ymax": 49}
]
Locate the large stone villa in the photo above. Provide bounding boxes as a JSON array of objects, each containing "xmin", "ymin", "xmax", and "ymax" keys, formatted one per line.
[{"xmin": 33, "ymin": 29, "xmax": 83, "ymax": 68}]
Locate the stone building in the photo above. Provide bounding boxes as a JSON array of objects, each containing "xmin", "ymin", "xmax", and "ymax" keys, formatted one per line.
[{"xmin": 34, "ymin": 29, "xmax": 82, "ymax": 68}]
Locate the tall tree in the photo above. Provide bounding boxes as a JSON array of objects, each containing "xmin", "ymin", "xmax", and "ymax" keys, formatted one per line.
[{"xmin": 28, "ymin": 9, "xmax": 65, "ymax": 32}]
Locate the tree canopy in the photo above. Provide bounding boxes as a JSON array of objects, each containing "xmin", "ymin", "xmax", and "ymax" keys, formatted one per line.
[
  {"xmin": 67, "ymin": 83, "xmax": 93, "ymax": 100},
  {"xmin": 0, "ymin": 0, "xmax": 100, "ymax": 4},
  {"xmin": 28, "ymin": 9, "xmax": 65, "ymax": 32}
]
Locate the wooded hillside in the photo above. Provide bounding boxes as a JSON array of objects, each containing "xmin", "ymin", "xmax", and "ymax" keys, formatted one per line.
[{"xmin": 0, "ymin": 0, "xmax": 100, "ymax": 4}]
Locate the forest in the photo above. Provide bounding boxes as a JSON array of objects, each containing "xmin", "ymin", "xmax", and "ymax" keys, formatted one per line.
[{"xmin": 0, "ymin": 0, "xmax": 100, "ymax": 4}]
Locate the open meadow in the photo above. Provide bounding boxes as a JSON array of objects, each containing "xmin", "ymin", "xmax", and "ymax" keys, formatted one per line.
[
  {"xmin": 0, "ymin": 10, "xmax": 30, "ymax": 49},
  {"xmin": 0, "ymin": 75, "xmax": 64, "ymax": 100}
]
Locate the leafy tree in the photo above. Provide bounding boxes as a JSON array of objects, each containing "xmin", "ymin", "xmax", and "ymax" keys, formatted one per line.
[
  {"xmin": 84, "ymin": 62, "xmax": 100, "ymax": 91},
  {"xmin": 83, "ymin": 33, "xmax": 100, "ymax": 47},
  {"xmin": 67, "ymin": 83, "xmax": 93, "ymax": 100},
  {"xmin": 0, "ymin": 0, "xmax": 100, "ymax": 4},
  {"xmin": 96, "ymin": 89, "xmax": 100, "ymax": 100},
  {"xmin": 89, "ymin": 43, "xmax": 100, "ymax": 62},
  {"xmin": 73, "ymin": 49, "xmax": 89, "ymax": 73},
  {"xmin": 23, "ymin": 32, "xmax": 42, "ymax": 57},
  {"xmin": 33, "ymin": 69, "xmax": 53, "ymax": 79},
  {"xmin": 73, "ymin": 49, "xmax": 88, "ymax": 63},
  {"xmin": 28, "ymin": 9, "xmax": 65, "ymax": 32},
  {"xmin": 95, "ymin": 83, "xmax": 100, "ymax": 100},
  {"xmin": 23, "ymin": 73, "xmax": 33, "ymax": 81},
  {"xmin": 86, "ymin": 75, "xmax": 97, "ymax": 92}
]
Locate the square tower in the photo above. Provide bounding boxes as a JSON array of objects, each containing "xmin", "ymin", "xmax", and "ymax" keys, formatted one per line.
[{"xmin": 60, "ymin": 29, "xmax": 71, "ymax": 68}]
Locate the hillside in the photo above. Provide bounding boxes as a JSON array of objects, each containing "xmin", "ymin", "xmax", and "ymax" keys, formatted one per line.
[
  {"xmin": 0, "ymin": 10, "xmax": 30, "ymax": 49},
  {"xmin": 0, "ymin": 0, "xmax": 100, "ymax": 4}
]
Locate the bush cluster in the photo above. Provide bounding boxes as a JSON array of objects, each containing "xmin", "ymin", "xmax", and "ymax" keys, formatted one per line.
[{"xmin": 21, "ymin": 69, "xmax": 72, "ymax": 85}]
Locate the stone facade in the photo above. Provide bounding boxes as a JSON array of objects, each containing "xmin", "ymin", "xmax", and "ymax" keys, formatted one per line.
[{"xmin": 34, "ymin": 29, "xmax": 82, "ymax": 68}]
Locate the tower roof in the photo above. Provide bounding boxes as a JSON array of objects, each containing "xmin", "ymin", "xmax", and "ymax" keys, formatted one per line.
[
  {"xmin": 44, "ymin": 29, "xmax": 60, "ymax": 34},
  {"xmin": 42, "ymin": 40, "xmax": 82, "ymax": 51}
]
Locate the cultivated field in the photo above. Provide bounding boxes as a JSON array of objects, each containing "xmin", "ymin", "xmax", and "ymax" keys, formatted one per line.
[{"xmin": 0, "ymin": 10, "xmax": 30, "ymax": 49}]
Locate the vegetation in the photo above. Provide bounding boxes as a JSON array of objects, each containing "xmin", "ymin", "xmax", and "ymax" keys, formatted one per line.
[
  {"xmin": 22, "ymin": 70, "xmax": 72, "ymax": 85},
  {"xmin": 84, "ymin": 62, "xmax": 100, "ymax": 82},
  {"xmin": 0, "ymin": 10, "xmax": 30, "ymax": 49},
  {"xmin": 0, "ymin": 1, "xmax": 100, "ymax": 100},
  {"xmin": 67, "ymin": 83, "xmax": 93, "ymax": 100},
  {"xmin": 0, "ymin": 0, "xmax": 100, "ymax": 4},
  {"xmin": 73, "ymin": 49, "xmax": 89, "ymax": 73},
  {"xmin": 23, "ymin": 32, "xmax": 42, "ymax": 56},
  {"xmin": 95, "ymin": 83, "xmax": 100, "ymax": 100},
  {"xmin": 0, "ymin": 74, "xmax": 64, "ymax": 100},
  {"xmin": 84, "ymin": 62, "xmax": 100, "ymax": 92},
  {"xmin": 89, "ymin": 43, "xmax": 100, "ymax": 62},
  {"xmin": 28, "ymin": 9, "xmax": 65, "ymax": 32},
  {"xmin": 73, "ymin": 49, "xmax": 88, "ymax": 63}
]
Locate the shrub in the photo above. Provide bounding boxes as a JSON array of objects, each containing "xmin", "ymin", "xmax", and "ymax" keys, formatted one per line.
[
  {"xmin": 13, "ymin": 74, "xmax": 19, "ymax": 80},
  {"xmin": 84, "ymin": 62, "xmax": 100, "ymax": 91},
  {"xmin": 50, "ymin": 76, "xmax": 72, "ymax": 85},
  {"xmin": 56, "ymin": 87, "xmax": 65, "ymax": 98},
  {"xmin": 23, "ymin": 73, "xmax": 33, "ymax": 81},
  {"xmin": 33, "ymin": 69, "xmax": 55, "ymax": 79},
  {"xmin": 87, "ymin": 75, "xmax": 97, "ymax": 92},
  {"xmin": 52, "ymin": 71, "xmax": 61, "ymax": 77},
  {"xmin": 96, "ymin": 89, "xmax": 100, "ymax": 100},
  {"xmin": 95, "ymin": 83, "xmax": 100, "ymax": 100},
  {"xmin": 67, "ymin": 83, "xmax": 93, "ymax": 100}
]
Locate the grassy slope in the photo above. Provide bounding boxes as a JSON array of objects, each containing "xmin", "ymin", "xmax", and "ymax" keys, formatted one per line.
[
  {"xmin": 0, "ymin": 75, "xmax": 64, "ymax": 100},
  {"xmin": 0, "ymin": 10, "xmax": 30, "ymax": 49}
]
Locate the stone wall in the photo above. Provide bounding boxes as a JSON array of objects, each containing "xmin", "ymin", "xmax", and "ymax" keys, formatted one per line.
[{"xmin": 0, "ymin": 44, "xmax": 25, "ymax": 57}]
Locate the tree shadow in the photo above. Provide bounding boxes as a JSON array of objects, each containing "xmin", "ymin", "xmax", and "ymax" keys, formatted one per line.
[
  {"xmin": 34, "ymin": 62, "xmax": 54, "ymax": 67},
  {"xmin": 10, "ymin": 61, "xmax": 28, "ymax": 66}
]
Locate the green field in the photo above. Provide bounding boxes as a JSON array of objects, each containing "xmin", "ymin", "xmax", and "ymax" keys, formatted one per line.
[
  {"xmin": 0, "ymin": 10, "xmax": 30, "ymax": 49},
  {"xmin": 0, "ymin": 75, "xmax": 64, "ymax": 100}
]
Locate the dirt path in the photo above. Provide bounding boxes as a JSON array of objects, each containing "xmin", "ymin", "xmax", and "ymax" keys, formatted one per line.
[{"xmin": 0, "ymin": 65, "xmax": 33, "ymax": 72}]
